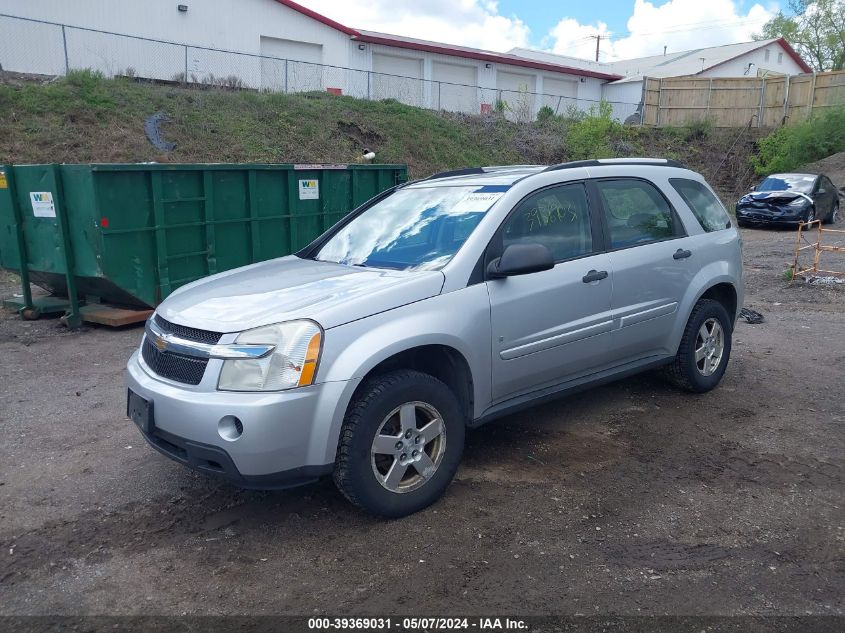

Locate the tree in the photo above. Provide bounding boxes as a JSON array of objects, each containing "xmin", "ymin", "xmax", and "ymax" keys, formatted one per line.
[{"xmin": 754, "ymin": 0, "xmax": 845, "ymax": 71}]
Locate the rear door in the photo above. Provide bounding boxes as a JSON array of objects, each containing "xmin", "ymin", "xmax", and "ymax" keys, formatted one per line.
[
  {"xmin": 487, "ymin": 181, "xmax": 613, "ymax": 401},
  {"xmin": 591, "ymin": 178, "xmax": 695, "ymax": 362},
  {"xmin": 820, "ymin": 176, "xmax": 838, "ymax": 219}
]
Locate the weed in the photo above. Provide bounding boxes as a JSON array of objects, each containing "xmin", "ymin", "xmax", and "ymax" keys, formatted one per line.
[
  {"xmin": 566, "ymin": 100, "xmax": 623, "ymax": 159},
  {"xmin": 753, "ymin": 107, "xmax": 845, "ymax": 175}
]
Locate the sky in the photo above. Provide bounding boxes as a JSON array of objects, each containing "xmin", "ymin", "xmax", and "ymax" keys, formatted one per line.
[{"xmin": 295, "ymin": 0, "xmax": 783, "ymax": 62}]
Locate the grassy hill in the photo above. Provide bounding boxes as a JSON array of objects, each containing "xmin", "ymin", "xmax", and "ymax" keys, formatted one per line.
[{"xmin": 0, "ymin": 70, "xmax": 763, "ymax": 200}]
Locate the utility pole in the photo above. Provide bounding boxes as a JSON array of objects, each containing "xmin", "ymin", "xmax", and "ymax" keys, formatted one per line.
[{"xmin": 592, "ymin": 35, "xmax": 603, "ymax": 62}]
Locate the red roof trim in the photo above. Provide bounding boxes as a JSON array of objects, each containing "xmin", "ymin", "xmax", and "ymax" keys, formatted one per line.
[
  {"xmin": 701, "ymin": 37, "xmax": 812, "ymax": 75},
  {"xmin": 271, "ymin": 0, "xmax": 622, "ymax": 80},
  {"xmin": 271, "ymin": 0, "xmax": 359, "ymax": 36},
  {"xmin": 776, "ymin": 37, "xmax": 813, "ymax": 73},
  {"xmin": 352, "ymin": 33, "xmax": 622, "ymax": 80}
]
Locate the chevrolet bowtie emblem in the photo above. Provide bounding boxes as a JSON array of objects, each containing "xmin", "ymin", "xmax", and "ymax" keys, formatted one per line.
[{"xmin": 153, "ymin": 334, "xmax": 168, "ymax": 352}]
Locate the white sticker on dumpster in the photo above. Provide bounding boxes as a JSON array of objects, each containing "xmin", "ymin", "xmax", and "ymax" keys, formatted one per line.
[
  {"xmin": 30, "ymin": 192, "xmax": 56, "ymax": 218},
  {"xmin": 298, "ymin": 179, "xmax": 319, "ymax": 200}
]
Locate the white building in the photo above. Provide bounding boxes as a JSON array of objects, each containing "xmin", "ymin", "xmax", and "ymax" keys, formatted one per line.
[
  {"xmin": 0, "ymin": 0, "xmax": 622, "ymax": 117},
  {"xmin": 513, "ymin": 38, "xmax": 812, "ymax": 119}
]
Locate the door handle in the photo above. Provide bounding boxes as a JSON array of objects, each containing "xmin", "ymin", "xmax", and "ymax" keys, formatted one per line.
[
  {"xmin": 582, "ymin": 269, "xmax": 608, "ymax": 283},
  {"xmin": 673, "ymin": 249, "xmax": 692, "ymax": 260}
]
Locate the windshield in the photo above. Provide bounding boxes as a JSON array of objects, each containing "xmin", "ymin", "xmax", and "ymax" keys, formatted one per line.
[
  {"xmin": 313, "ymin": 185, "xmax": 507, "ymax": 270},
  {"xmin": 758, "ymin": 174, "xmax": 816, "ymax": 193}
]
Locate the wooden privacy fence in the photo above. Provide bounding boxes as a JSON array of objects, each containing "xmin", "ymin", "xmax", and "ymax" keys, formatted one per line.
[{"xmin": 642, "ymin": 70, "xmax": 845, "ymax": 127}]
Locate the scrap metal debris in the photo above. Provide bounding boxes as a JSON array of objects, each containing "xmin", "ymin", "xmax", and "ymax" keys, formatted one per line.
[
  {"xmin": 739, "ymin": 307, "xmax": 765, "ymax": 324},
  {"xmin": 807, "ymin": 275, "xmax": 845, "ymax": 286},
  {"xmin": 144, "ymin": 111, "xmax": 175, "ymax": 151}
]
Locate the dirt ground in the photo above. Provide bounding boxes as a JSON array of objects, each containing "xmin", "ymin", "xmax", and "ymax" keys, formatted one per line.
[{"xmin": 0, "ymin": 225, "xmax": 842, "ymax": 619}]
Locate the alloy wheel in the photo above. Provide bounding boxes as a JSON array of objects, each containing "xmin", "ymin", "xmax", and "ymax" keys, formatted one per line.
[
  {"xmin": 371, "ymin": 401, "xmax": 447, "ymax": 494},
  {"xmin": 694, "ymin": 318, "xmax": 725, "ymax": 377}
]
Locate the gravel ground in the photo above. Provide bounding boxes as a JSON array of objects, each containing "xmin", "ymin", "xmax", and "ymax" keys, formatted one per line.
[{"xmin": 0, "ymin": 227, "xmax": 842, "ymax": 618}]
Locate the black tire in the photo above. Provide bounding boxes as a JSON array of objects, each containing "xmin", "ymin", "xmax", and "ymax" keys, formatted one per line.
[
  {"xmin": 665, "ymin": 298, "xmax": 732, "ymax": 393},
  {"xmin": 806, "ymin": 206, "xmax": 816, "ymax": 224},
  {"xmin": 333, "ymin": 369, "xmax": 465, "ymax": 518},
  {"xmin": 824, "ymin": 201, "xmax": 839, "ymax": 225}
]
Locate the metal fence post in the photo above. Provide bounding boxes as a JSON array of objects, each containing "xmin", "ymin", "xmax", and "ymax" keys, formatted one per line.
[
  {"xmin": 437, "ymin": 81, "xmax": 441, "ymax": 110},
  {"xmin": 782, "ymin": 74, "xmax": 791, "ymax": 124},
  {"xmin": 61, "ymin": 25, "xmax": 69, "ymax": 75},
  {"xmin": 183, "ymin": 45, "xmax": 188, "ymax": 84},
  {"xmin": 367, "ymin": 71, "xmax": 371, "ymax": 100},
  {"xmin": 808, "ymin": 72, "xmax": 817, "ymax": 119},
  {"xmin": 757, "ymin": 76, "xmax": 766, "ymax": 128},
  {"xmin": 285, "ymin": 60, "xmax": 289, "ymax": 93}
]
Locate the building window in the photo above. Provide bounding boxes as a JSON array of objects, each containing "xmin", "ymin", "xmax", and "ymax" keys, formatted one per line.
[
  {"xmin": 765, "ymin": 49, "xmax": 770, "ymax": 61},
  {"xmin": 778, "ymin": 52, "xmax": 783, "ymax": 64}
]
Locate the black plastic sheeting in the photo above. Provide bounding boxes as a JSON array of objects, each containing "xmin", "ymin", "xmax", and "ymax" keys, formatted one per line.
[
  {"xmin": 144, "ymin": 111, "xmax": 176, "ymax": 152},
  {"xmin": 739, "ymin": 307, "xmax": 764, "ymax": 324}
]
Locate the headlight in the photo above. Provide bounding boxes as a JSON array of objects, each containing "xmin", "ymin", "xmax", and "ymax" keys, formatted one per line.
[
  {"xmin": 218, "ymin": 320, "xmax": 322, "ymax": 392},
  {"xmin": 788, "ymin": 197, "xmax": 808, "ymax": 207}
]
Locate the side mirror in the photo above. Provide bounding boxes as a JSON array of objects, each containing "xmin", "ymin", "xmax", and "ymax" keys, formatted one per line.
[
  {"xmin": 487, "ymin": 243, "xmax": 554, "ymax": 279},
  {"xmin": 749, "ymin": 183, "xmax": 758, "ymax": 192}
]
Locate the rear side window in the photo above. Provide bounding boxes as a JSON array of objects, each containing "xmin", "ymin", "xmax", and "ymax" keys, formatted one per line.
[
  {"xmin": 669, "ymin": 178, "xmax": 730, "ymax": 232},
  {"xmin": 595, "ymin": 179, "xmax": 676, "ymax": 249}
]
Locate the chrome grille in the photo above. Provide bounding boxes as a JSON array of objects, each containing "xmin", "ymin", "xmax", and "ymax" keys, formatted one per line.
[{"xmin": 143, "ymin": 316, "xmax": 224, "ymax": 385}]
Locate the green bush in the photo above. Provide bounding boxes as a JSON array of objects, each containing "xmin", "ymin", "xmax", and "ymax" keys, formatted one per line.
[
  {"xmin": 682, "ymin": 117, "xmax": 713, "ymax": 141},
  {"xmin": 536, "ymin": 105, "xmax": 556, "ymax": 123},
  {"xmin": 753, "ymin": 107, "xmax": 845, "ymax": 175},
  {"xmin": 565, "ymin": 100, "xmax": 622, "ymax": 159}
]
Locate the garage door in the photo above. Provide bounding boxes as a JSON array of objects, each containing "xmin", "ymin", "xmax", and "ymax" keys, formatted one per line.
[
  {"xmin": 496, "ymin": 70, "xmax": 536, "ymax": 120},
  {"xmin": 260, "ymin": 36, "xmax": 323, "ymax": 92},
  {"xmin": 542, "ymin": 76, "xmax": 578, "ymax": 114},
  {"xmin": 432, "ymin": 61, "xmax": 477, "ymax": 113},
  {"xmin": 372, "ymin": 53, "xmax": 424, "ymax": 106}
]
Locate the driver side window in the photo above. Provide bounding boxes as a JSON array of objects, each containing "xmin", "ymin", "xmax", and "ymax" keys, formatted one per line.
[{"xmin": 501, "ymin": 183, "xmax": 594, "ymax": 262}]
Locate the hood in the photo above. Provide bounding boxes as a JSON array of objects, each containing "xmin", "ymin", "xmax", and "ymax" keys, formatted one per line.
[
  {"xmin": 738, "ymin": 190, "xmax": 811, "ymax": 206},
  {"xmin": 157, "ymin": 256, "xmax": 445, "ymax": 333}
]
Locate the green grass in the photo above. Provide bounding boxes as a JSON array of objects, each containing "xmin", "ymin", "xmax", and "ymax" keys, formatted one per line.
[
  {"xmin": 0, "ymin": 71, "xmax": 762, "ymax": 192},
  {"xmin": 752, "ymin": 107, "xmax": 845, "ymax": 176}
]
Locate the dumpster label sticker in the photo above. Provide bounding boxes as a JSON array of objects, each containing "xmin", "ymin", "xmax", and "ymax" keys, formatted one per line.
[
  {"xmin": 30, "ymin": 192, "xmax": 56, "ymax": 218},
  {"xmin": 0, "ymin": 171, "xmax": 6, "ymax": 189},
  {"xmin": 299, "ymin": 179, "xmax": 319, "ymax": 200}
]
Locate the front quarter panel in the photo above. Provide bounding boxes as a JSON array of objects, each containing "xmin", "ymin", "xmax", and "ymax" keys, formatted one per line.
[{"xmin": 313, "ymin": 284, "xmax": 492, "ymax": 464}]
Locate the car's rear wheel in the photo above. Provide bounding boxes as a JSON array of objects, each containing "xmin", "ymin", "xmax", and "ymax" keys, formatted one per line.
[
  {"xmin": 334, "ymin": 370, "xmax": 465, "ymax": 518},
  {"xmin": 665, "ymin": 298, "xmax": 732, "ymax": 393},
  {"xmin": 825, "ymin": 201, "xmax": 839, "ymax": 224}
]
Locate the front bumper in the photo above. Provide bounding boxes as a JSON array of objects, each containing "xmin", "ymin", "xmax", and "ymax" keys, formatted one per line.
[
  {"xmin": 126, "ymin": 351, "xmax": 358, "ymax": 488},
  {"xmin": 735, "ymin": 205, "xmax": 807, "ymax": 226}
]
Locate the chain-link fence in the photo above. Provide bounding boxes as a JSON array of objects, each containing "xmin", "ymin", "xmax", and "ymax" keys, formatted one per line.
[{"xmin": 0, "ymin": 13, "xmax": 641, "ymax": 122}]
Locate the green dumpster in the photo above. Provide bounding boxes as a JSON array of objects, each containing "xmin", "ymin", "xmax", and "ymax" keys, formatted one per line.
[{"xmin": 0, "ymin": 163, "xmax": 407, "ymax": 327}]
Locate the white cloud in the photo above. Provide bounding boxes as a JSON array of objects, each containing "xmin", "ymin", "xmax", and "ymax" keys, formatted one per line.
[
  {"xmin": 549, "ymin": 0, "xmax": 777, "ymax": 62},
  {"xmin": 296, "ymin": 0, "xmax": 530, "ymax": 52}
]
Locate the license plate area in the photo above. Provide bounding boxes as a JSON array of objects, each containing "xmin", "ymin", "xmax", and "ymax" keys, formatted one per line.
[{"xmin": 127, "ymin": 389, "xmax": 154, "ymax": 434}]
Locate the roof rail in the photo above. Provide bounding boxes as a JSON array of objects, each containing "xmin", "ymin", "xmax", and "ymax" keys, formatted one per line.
[
  {"xmin": 542, "ymin": 158, "xmax": 688, "ymax": 172},
  {"xmin": 422, "ymin": 165, "xmax": 544, "ymax": 182},
  {"xmin": 422, "ymin": 167, "xmax": 486, "ymax": 181}
]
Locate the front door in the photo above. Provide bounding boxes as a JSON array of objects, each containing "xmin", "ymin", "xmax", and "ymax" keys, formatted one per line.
[{"xmin": 487, "ymin": 182, "xmax": 613, "ymax": 402}]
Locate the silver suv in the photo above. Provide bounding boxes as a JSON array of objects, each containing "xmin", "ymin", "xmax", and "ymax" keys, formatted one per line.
[{"xmin": 126, "ymin": 159, "xmax": 744, "ymax": 517}]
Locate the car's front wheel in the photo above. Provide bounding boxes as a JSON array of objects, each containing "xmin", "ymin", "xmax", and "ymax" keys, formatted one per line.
[
  {"xmin": 334, "ymin": 370, "xmax": 465, "ymax": 518},
  {"xmin": 665, "ymin": 298, "xmax": 732, "ymax": 393}
]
